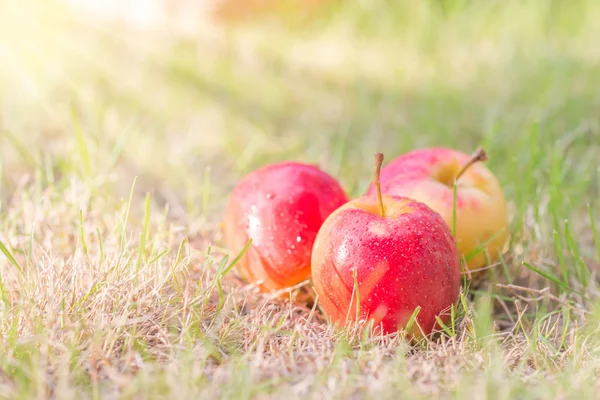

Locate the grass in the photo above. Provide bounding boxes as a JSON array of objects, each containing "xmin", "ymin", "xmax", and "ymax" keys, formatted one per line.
[{"xmin": 1, "ymin": 0, "xmax": 600, "ymax": 398}]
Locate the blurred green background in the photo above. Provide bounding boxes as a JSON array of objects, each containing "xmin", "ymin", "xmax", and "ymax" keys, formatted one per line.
[{"xmin": 1, "ymin": 0, "xmax": 599, "ymax": 277}]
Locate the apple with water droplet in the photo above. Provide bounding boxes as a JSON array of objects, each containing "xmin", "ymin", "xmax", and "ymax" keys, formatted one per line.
[
  {"xmin": 365, "ymin": 147, "xmax": 509, "ymax": 273},
  {"xmin": 311, "ymin": 154, "xmax": 461, "ymax": 337},
  {"xmin": 224, "ymin": 161, "xmax": 349, "ymax": 293}
]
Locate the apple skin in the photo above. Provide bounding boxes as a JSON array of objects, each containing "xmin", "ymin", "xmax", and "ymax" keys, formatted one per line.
[
  {"xmin": 224, "ymin": 161, "xmax": 349, "ymax": 293},
  {"xmin": 366, "ymin": 147, "xmax": 509, "ymax": 272},
  {"xmin": 311, "ymin": 194, "xmax": 461, "ymax": 336}
]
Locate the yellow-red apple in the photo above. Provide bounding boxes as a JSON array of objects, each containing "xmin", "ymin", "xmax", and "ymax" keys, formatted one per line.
[
  {"xmin": 366, "ymin": 147, "xmax": 509, "ymax": 273},
  {"xmin": 224, "ymin": 161, "xmax": 349, "ymax": 293},
  {"xmin": 311, "ymin": 154, "xmax": 460, "ymax": 336}
]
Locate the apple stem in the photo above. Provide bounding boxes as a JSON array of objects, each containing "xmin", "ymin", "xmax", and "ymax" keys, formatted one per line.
[
  {"xmin": 454, "ymin": 147, "xmax": 488, "ymax": 182},
  {"xmin": 374, "ymin": 153, "xmax": 385, "ymax": 217}
]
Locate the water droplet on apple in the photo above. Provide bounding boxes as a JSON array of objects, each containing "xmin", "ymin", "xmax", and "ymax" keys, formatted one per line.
[
  {"xmin": 296, "ymin": 236, "xmax": 302, "ymax": 243},
  {"xmin": 265, "ymin": 193, "xmax": 274, "ymax": 199}
]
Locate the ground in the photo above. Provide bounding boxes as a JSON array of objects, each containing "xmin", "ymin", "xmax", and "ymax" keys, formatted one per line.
[{"xmin": 1, "ymin": 0, "xmax": 600, "ymax": 398}]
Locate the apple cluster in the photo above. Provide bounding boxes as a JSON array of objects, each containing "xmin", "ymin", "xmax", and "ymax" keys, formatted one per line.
[{"xmin": 224, "ymin": 147, "xmax": 509, "ymax": 337}]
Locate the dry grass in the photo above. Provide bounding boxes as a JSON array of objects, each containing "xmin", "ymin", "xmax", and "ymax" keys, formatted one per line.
[{"xmin": 2, "ymin": 0, "xmax": 600, "ymax": 398}]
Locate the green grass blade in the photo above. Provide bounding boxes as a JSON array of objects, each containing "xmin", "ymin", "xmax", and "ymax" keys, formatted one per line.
[
  {"xmin": 147, "ymin": 248, "xmax": 170, "ymax": 265},
  {"xmin": 80, "ymin": 210, "xmax": 90, "ymax": 264},
  {"xmin": 221, "ymin": 239, "xmax": 252, "ymax": 277},
  {"xmin": 404, "ymin": 306, "xmax": 421, "ymax": 335},
  {"xmin": 2, "ymin": 129, "xmax": 39, "ymax": 168},
  {"xmin": 553, "ymin": 229, "xmax": 568, "ymax": 285},
  {"xmin": 74, "ymin": 282, "xmax": 104, "ymax": 310},
  {"xmin": 564, "ymin": 219, "xmax": 589, "ymax": 287},
  {"xmin": 137, "ymin": 193, "xmax": 152, "ymax": 270},
  {"xmin": 120, "ymin": 177, "xmax": 138, "ymax": 253},
  {"xmin": 588, "ymin": 203, "xmax": 600, "ymax": 264},
  {"xmin": 0, "ymin": 240, "xmax": 23, "ymax": 275},
  {"xmin": 464, "ymin": 227, "xmax": 508, "ymax": 262},
  {"xmin": 499, "ymin": 254, "xmax": 513, "ymax": 285},
  {"xmin": 435, "ymin": 315, "xmax": 453, "ymax": 337},
  {"xmin": 96, "ymin": 228, "xmax": 104, "ymax": 263},
  {"xmin": 560, "ymin": 306, "xmax": 570, "ymax": 351},
  {"xmin": 70, "ymin": 103, "xmax": 92, "ymax": 178},
  {"xmin": 174, "ymin": 237, "xmax": 187, "ymax": 267},
  {"xmin": 522, "ymin": 261, "xmax": 589, "ymax": 301}
]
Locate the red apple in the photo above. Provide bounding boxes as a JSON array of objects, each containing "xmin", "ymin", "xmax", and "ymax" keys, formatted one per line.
[
  {"xmin": 366, "ymin": 147, "xmax": 509, "ymax": 273},
  {"xmin": 224, "ymin": 161, "xmax": 349, "ymax": 293},
  {"xmin": 311, "ymin": 154, "xmax": 461, "ymax": 336}
]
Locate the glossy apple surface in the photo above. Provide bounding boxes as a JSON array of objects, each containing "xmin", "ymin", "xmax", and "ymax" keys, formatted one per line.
[
  {"xmin": 366, "ymin": 147, "xmax": 508, "ymax": 272},
  {"xmin": 224, "ymin": 161, "xmax": 349, "ymax": 293},
  {"xmin": 311, "ymin": 194, "xmax": 461, "ymax": 336}
]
